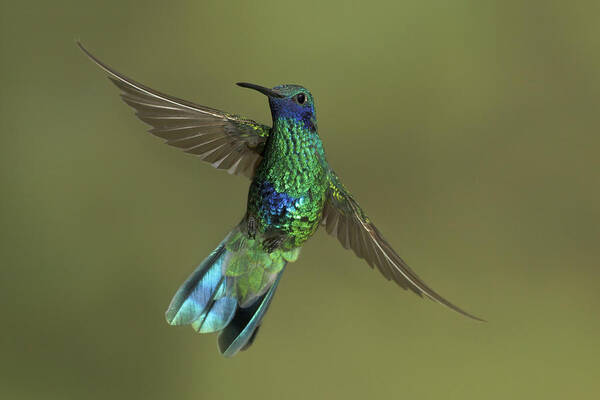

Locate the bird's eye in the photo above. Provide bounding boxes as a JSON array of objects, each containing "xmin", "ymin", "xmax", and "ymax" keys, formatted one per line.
[{"xmin": 296, "ymin": 93, "xmax": 306, "ymax": 104}]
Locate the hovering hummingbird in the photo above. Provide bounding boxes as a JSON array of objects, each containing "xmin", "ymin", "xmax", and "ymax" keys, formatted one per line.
[{"xmin": 78, "ymin": 42, "xmax": 482, "ymax": 357}]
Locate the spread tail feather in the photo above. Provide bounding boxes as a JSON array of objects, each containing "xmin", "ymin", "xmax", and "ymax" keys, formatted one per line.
[
  {"xmin": 165, "ymin": 233, "xmax": 237, "ymax": 333},
  {"xmin": 218, "ymin": 270, "xmax": 284, "ymax": 357},
  {"xmin": 165, "ymin": 224, "xmax": 293, "ymax": 357}
]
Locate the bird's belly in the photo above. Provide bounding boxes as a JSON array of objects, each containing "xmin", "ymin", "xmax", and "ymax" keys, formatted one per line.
[{"xmin": 248, "ymin": 180, "xmax": 325, "ymax": 247}]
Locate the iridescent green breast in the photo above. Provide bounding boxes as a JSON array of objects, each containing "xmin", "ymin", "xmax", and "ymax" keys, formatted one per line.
[{"xmin": 248, "ymin": 118, "xmax": 327, "ymax": 247}]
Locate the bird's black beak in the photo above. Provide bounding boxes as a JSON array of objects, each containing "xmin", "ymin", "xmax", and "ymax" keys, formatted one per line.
[{"xmin": 236, "ymin": 82, "xmax": 284, "ymax": 98}]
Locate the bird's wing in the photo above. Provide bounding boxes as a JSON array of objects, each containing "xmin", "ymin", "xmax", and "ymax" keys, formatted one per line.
[
  {"xmin": 78, "ymin": 42, "xmax": 270, "ymax": 178},
  {"xmin": 321, "ymin": 170, "xmax": 483, "ymax": 321}
]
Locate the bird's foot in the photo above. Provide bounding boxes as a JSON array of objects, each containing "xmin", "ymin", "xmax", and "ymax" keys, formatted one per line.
[
  {"xmin": 262, "ymin": 237, "xmax": 284, "ymax": 253},
  {"xmin": 247, "ymin": 216, "xmax": 257, "ymax": 239}
]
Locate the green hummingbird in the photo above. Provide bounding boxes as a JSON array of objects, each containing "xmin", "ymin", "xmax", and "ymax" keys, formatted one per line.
[{"xmin": 79, "ymin": 42, "xmax": 482, "ymax": 357}]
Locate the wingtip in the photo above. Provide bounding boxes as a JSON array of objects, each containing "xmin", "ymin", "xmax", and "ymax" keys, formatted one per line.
[
  {"xmin": 451, "ymin": 305, "xmax": 487, "ymax": 322},
  {"xmin": 440, "ymin": 299, "xmax": 487, "ymax": 322},
  {"xmin": 419, "ymin": 285, "xmax": 486, "ymax": 322},
  {"xmin": 467, "ymin": 314, "xmax": 487, "ymax": 323},
  {"xmin": 75, "ymin": 41, "xmax": 119, "ymax": 80},
  {"xmin": 76, "ymin": 40, "xmax": 95, "ymax": 60},
  {"xmin": 75, "ymin": 39, "xmax": 86, "ymax": 52}
]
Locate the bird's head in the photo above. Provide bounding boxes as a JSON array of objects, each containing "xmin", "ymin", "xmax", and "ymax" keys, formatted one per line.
[{"xmin": 237, "ymin": 82, "xmax": 317, "ymax": 132}]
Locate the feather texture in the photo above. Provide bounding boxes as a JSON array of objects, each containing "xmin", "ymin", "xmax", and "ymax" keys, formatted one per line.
[
  {"xmin": 321, "ymin": 171, "xmax": 484, "ymax": 321},
  {"xmin": 165, "ymin": 234, "xmax": 236, "ymax": 333},
  {"xmin": 78, "ymin": 42, "xmax": 270, "ymax": 178}
]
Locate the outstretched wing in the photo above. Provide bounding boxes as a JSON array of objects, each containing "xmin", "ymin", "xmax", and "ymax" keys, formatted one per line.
[
  {"xmin": 321, "ymin": 170, "xmax": 483, "ymax": 321},
  {"xmin": 78, "ymin": 42, "xmax": 270, "ymax": 178}
]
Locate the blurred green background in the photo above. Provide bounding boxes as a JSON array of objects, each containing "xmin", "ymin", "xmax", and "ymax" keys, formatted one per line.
[{"xmin": 2, "ymin": 0, "xmax": 600, "ymax": 399}]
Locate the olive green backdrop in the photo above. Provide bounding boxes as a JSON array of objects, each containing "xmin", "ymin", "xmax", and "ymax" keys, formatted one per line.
[{"xmin": 2, "ymin": 1, "xmax": 599, "ymax": 399}]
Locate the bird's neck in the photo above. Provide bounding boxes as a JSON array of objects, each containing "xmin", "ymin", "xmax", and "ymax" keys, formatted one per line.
[
  {"xmin": 259, "ymin": 117, "xmax": 326, "ymax": 196},
  {"xmin": 267, "ymin": 117, "xmax": 323, "ymax": 159}
]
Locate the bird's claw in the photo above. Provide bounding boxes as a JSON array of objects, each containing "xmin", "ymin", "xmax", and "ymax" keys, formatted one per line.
[
  {"xmin": 247, "ymin": 216, "xmax": 257, "ymax": 239},
  {"xmin": 262, "ymin": 237, "xmax": 284, "ymax": 253}
]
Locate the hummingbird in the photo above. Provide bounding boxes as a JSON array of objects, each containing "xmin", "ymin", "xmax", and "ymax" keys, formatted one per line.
[{"xmin": 78, "ymin": 42, "xmax": 482, "ymax": 357}]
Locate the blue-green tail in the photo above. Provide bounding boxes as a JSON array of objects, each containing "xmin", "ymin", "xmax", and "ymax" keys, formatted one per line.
[{"xmin": 165, "ymin": 225, "xmax": 299, "ymax": 357}]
